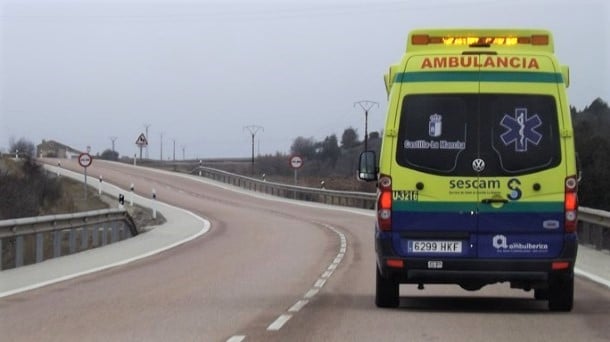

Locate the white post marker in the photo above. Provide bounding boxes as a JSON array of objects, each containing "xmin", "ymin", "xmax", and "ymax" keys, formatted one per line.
[
  {"xmin": 130, "ymin": 183, "xmax": 135, "ymax": 206},
  {"xmin": 152, "ymin": 188, "xmax": 157, "ymax": 219},
  {"xmin": 98, "ymin": 175, "xmax": 103, "ymax": 196}
]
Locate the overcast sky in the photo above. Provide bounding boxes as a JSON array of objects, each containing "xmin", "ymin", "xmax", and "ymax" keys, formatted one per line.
[{"xmin": 1, "ymin": 0, "xmax": 608, "ymax": 159}]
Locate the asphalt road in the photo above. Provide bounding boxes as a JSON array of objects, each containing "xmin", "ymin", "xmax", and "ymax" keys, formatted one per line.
[{"xmin": 1, "ymin": 160, "xmax": 609, "ymax": 341}]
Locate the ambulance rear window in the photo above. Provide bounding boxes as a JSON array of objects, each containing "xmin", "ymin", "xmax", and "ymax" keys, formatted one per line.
[{"xmin": 397, "ymin": 94, "xmax": 561, "ymax": 176}]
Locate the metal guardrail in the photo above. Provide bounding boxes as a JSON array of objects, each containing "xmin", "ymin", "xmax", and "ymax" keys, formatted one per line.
[
  {"xmin": 578, "ymin": 207, "xmax": 610, "ymax": 251},
  {"xmin": 193, "ymin": 166, "xmax": 376, "ymax": 209},
  {"xmin": 0, "ymin": 208, "xmax": 138, "ymax": 270},
  {"xmin": 192, "ymin": 166, "xmax": 609, "ymax": 251}
]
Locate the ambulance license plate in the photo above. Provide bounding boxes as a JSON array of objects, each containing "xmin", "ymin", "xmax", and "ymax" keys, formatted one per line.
[{"xmin": 411, "ymin": 240, "xmax": 462, "ymax": 253}]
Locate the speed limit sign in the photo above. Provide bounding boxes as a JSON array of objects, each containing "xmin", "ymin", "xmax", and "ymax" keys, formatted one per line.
[
  {"xmin": 78, "ymin": 153, "xmax": 93, "ymax": 168},
  {"xmin": 289, "ymin": 155, "xmax": 304, "ymax": 169}
]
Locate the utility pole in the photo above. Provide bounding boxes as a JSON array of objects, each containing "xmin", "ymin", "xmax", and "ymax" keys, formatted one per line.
[
  {"xmin": 144, "ymin": 123, "xmax": 151, "ymax": 159},
  {"xmin": 160, "ymin": 132, "xmax": 164, "ymax": 161},
  {"xmin": 181, "ymin": 145, "xmax": 186, "ymax": 160},
  {"xmin": 173, "ymin": 139, "xmax": 176, "ymax": 161},
  {"xmin": 109, "ymin": 136, "xmax": 117, "ymax": 153},
  {"xmin": 354, "ymin": 100, "xmax": 379, "ymax": 151},
  {"xmin": 243, "ymin": 125, "xmax": 264, "ymax": 174}
]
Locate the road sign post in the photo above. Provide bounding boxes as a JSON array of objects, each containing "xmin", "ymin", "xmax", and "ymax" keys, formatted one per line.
[
  {"xmin": 78, "ymin": 152, "xmax": 93, "ymax": 202},
  {"xmin": 135, "ymin": 133, "xmax": 148, "ymax": 160},
  {"xmin": 289, "ymin": 155, "xmax": 304, "ymax": 198}
]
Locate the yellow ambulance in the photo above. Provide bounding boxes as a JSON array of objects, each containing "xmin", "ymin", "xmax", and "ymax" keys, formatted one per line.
[{"xmin": 358, "ymin": 29, "xmax": 578, "ymax": 311}]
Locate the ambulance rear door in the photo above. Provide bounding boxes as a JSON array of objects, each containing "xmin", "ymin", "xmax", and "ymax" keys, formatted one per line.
[{"xmin": 475, "ymin": 54, "xmax": 566, "ymax": 259}]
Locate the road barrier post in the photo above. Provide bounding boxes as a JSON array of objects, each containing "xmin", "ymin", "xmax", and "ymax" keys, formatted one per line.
[{"xmin": 152, "ymin": 188, "xmax": 157, "ymax": 219}]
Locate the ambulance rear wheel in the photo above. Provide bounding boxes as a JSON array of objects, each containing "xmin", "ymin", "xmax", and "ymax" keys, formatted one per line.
[
  {"xmin": 548, "ymin": 273, "xmax": 574, "ymax": 311},
  {"xmin": 376, "ymin": 266, "xmax": 399, "ymax": 308}
]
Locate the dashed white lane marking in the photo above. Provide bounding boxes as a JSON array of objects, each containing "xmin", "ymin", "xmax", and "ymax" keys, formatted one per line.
[
  {"xmin": 321, "ymin": 270, "xmax": 333, "ymax": 278},
  {"xmin": 262, "ymin": 222, "xmax": 347, "ymax": 334},
  {"xmin": 304, "ymin": 288, "xmax": 319, "ymax": 299},
  {"xmin": 226, "ymin": 336, "xmax": 245, "ymax": 342},
  {"xmin": 288, "ymin": 300, "xmax": 309, "ymax": 313},
  {"xmin": 314, "ymin": 278, "xmax": 327, "ymax": 288},
  {"xmin": 267, "ymin": 314, "xmax": 292, "ymax": 331}
]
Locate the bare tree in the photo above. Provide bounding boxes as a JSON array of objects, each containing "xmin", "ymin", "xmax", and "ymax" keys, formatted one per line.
[{"xmin": 9, "ymin": 137, "xmax": 36, "ymax": 158}]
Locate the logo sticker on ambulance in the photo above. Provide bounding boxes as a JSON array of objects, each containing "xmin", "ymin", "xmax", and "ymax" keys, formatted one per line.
[
  {"xmin": 500, "ymin": 108, "xmax": 543, "ymax": 152},
  {"xmin": 428, "ymin": 113, "xmax": 442, "ymax": 137}
]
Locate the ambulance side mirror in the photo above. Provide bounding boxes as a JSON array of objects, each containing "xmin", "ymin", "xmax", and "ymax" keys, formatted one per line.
[{"xmin": 358, "ymin": 151, "xmax": 378, "ymax": 182}]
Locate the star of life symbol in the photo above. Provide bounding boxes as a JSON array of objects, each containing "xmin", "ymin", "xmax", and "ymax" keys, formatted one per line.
[{"xmin": 500, "ymin": 108, "xmax": 542, "ymax": 152}]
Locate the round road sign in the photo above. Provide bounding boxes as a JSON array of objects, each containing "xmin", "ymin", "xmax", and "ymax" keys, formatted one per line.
[
  {"xmin": 289, "ymin": 155, "xmax": 304, "ymax": 169},
  {"xmin": 78, "ymin": 153, "xmax": 93, "ymax": 168}
]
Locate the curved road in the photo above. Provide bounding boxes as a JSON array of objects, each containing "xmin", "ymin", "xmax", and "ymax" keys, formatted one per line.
[{"xmin": 1, "ymin": 160, "xmax": 609, "ymax": 341}]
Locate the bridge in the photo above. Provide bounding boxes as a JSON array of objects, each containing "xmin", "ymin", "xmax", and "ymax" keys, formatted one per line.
[{"xmin": 0, "ymin": 159, "xmax": 609, "ymax": 341}]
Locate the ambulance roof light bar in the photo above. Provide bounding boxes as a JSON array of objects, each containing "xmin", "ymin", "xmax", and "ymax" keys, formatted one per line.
[
  {"xmin": 407, "ymin": 29, "xmax": 554, "ymax": 52},
  {"xmin": 411, "ymin": 34, "xmax": 549, "ymax": 47}
]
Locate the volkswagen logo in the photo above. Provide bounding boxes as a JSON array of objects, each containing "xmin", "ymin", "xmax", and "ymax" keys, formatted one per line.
[{"xmin": 472, "ymin": 158, "xmax": 486, "ymax": 172}]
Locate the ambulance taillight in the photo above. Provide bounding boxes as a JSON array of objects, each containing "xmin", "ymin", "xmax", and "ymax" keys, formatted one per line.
[
  {"xmin": 564, "ymin": 176, "xmax": 578, "ymax": 233},
  {"xmin": 377, "ymin": 175, "xmax": 392, "ymax": 231}
]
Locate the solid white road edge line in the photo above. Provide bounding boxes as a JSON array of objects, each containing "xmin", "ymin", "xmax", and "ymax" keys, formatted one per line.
[{"xmin": 575, "ymin": 268, "xmax": 610, "ymax": 289}]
